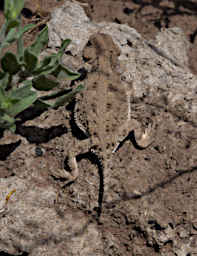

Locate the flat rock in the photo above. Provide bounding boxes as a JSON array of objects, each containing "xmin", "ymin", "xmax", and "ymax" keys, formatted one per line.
[{"xmin": 0, "ymin": 176, "xmax": 103, "ymax": 255}]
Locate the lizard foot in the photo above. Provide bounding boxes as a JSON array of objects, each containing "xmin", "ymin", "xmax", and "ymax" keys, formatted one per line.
[
  {"xmin": 54, "ymin": 152, "xmax": 79, "ymax": 184},
  {"xmin": 134, "ymin": 120, "xmax": 156, "ymax": 149}
]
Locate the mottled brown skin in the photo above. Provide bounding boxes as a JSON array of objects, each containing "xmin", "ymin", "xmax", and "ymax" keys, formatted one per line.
[{"xmin": 52, "ymin": 33, "xmax": 155, "ymax": 183}]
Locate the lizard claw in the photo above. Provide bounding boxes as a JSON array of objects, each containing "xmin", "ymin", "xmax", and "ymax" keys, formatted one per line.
[
  {"xmin": 134, "ymin": 121, "xmax": 155, "ymax": 149},
  {"xmin": 64, "ymin": 152, "xmax": 79, "ymax": 183},
  {"xmin": 54, "ymin": 152, "xmax": 79, "ymax": 184}
]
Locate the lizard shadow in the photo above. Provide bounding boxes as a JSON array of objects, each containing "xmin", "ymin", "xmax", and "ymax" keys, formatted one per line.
[{"xmin": 62, "ymin": 150, "xmax": 104, "ymax": 221}]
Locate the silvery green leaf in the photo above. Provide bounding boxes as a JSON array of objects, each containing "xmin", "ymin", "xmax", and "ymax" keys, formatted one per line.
[
  {"xmin": 6, "ymin": 90, "xmax": 37, "ymax": 117},
  {"xmin": 6, "ymin": 19, "xmax": 20, "ymax": 32},
  {"xmin": 24, "ymin": 48, "xmax": 38, "ymax": 72},
  {"xmin": 8, "ymin": 81, "xmax": 33, "ymax": 100},
  {"xmin": 56, "ymin": 39, "xmax": 71, "ymax": 60},
  {"xmin": 52, "ymin": 64, "xmax": 80, "ymax": 81},
  {"xmin": 0, "ymin": 87, "xmax": 6, "ymax": 104},
  {"xmin": 17, "ymin": 23, "xmax": 36, "ymax": 38},
  {"xmin": 0, "ymin": 110, "xmax": 15, "ymax": 129},
  {"xmin": 34, "ymin": 53, "xmax": 59, "ymax": 75},
  {"xmin": 0, "ymin": 23, "xmax": 7, "ymax": 42},
  {"xmin": 53, "ymin": 84, "xmax": 84, "ymax": 108},
  {"xmin": 34, "ymin": 40, "xmax": 71, "ymax": 76},
  {"xmin": 1, "ymin": 52, "xmax": 20, "ymax": 74},
  {"xmin": 0, "ymin": 28, "xmax": 17, "ymax": 54},
  {"xmin": 37, "ymin": 84, "xmax": 84, "ymax": 108},
  {"xmin": 29, "ymin": 26, "xmax": 48, "ymax": 56},
  {"xmin": 4, "ymin": 27, "xmax": 17, "ymax": 43},
  {"xmin": 32, "ymin": 75, "xmax": 59, "ymax": 91},
  {"xmin": 17, "ymin": 23, "xmax": 36, "ymax": 62},
  {"xmin": 0, "ymin": 72, "xmax": 10, "ymax": 90},
  {"xmin": 4, "ymin": 0, "xmax": 24, "ymax": 21}
]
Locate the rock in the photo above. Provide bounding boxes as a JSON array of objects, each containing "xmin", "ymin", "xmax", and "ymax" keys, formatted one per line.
[
  {"xmin": 0, "ymin": 176, "xmax": 103, "ymax": 255},
  {"xmin": 48, "ymin": 0, "xmax": 98, "ymax": 54},
  {"xmin": 48, "ymin": 0, "xmax": 197, "ymax": 125}
]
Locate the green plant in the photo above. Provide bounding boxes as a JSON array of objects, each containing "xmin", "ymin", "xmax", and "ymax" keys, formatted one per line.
[{"xmin": 0, "ymin": 0, "xmax": 83, "ymax": 132}]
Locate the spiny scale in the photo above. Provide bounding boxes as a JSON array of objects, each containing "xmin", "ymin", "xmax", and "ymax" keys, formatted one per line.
[{"xmin": 74, "ymin": 98, "xmax": 90, "ymax": 137}]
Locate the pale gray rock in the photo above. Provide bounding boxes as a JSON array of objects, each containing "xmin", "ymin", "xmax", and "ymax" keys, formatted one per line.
[
  {"xmin": 0, "ymin": 176, "xmax": 103, "ymax": 255},
  {"xmin": 153, "ymin": 27, "xmax": 190, "ymax": 67},
  {"xmin": 48, "ymin": 0, "xmax": 98, "ymax": 55}
]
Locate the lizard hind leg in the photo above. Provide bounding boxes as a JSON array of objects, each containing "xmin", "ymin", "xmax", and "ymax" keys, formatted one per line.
[
  {"xmin": 112, "ymin": 118, "xmax": 156, "ymax": 153},
  {"xmin": 58, "ymin": 151, "xmax": 79, "ymax": 185},
  {"xmin": 132, "ymin": 119, "xmax": 156, "ymax": 149}
]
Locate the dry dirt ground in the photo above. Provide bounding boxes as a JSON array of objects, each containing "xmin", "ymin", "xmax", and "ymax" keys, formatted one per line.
[{"xmin": 0, "ymin": 0, "xmax": 197, "ymax": 255}]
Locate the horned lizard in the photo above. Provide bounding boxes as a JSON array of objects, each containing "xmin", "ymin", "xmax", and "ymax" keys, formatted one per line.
[{"xmin": 53, "ymin": 33, "xmax": 155, "ymax": 184}]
